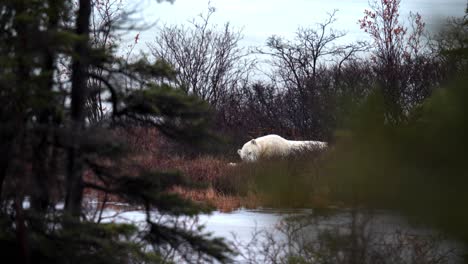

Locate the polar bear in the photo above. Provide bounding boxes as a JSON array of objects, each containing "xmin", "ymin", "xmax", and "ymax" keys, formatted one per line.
[{"xmin": 237, "ymin": 134, "xmax": 327, "ymax": 162}]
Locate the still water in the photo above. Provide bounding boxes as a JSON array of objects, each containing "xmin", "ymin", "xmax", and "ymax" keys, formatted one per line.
[{"xmin": 100, "ymin": 206, "xmax": 463, "ymax": 263}]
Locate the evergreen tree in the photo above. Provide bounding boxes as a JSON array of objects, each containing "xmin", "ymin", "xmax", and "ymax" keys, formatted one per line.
[{"xmin": 0, "ymin": 0, "xmax": 232, "ymax": 263}]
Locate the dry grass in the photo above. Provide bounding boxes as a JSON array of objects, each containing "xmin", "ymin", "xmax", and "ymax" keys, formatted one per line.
[
  {"xmin": 84, "ymin": 127, "xmax": 332, "ymax": 212},
  {"xmin": 170, "ymin": 186, "xmax": 262, "ymax": 212},
  {"xmin": 83, "ymin": 127, "xmax": 258, "ymax": 212}
]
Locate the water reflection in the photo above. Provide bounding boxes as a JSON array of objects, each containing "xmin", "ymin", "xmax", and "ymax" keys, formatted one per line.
[{"xmin": 96, "ymin": 206, "xmax": 463, "ymax": 263}]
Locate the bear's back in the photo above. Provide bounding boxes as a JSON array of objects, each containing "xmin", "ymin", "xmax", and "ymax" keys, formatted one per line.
[{"xmin": 256, "ymin": 134, "xmax": 291, "ymax": 157}]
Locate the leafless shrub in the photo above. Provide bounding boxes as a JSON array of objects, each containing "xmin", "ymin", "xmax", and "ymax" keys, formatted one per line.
[
  {"xmin": 260, "ymin": 10, "xmax": 366, "ymax": 135},
  {"xmin": 431, "ymin": 13, "xmax": 468, "ymax": 76},
  {"xmin": 148, "ymin": 6, "xmax": 255, "ymax": 109},
  {"xmin": 359, "ymin": 0, "xmax": 440, "ymax": 121}
]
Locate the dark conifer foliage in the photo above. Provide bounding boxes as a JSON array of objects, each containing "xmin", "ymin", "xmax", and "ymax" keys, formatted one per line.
[{"xmin": 0, "ymin": 0, "xmax": 232, "ymax": 263}]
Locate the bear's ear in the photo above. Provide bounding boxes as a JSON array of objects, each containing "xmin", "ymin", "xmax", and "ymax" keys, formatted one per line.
[
  {"xmin": 251, "ymin": 139, "xmax": 257, "ymax": 145},
  {"xmin": 237, "ymin": 149, "xmax": 241, "ymax": 155}
]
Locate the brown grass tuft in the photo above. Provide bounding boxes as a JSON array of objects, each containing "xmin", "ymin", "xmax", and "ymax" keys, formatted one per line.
[{"xmin": 170, "ymin": 186, "xmax": 262, "ymax": 213}]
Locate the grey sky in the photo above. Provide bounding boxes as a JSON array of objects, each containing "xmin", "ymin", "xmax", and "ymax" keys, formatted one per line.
[{"xmin": 123, "ymin": 0, "xmax": 466, "ymax": 54}]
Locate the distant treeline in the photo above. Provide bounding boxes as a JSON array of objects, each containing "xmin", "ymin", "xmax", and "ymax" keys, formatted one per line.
[{"xmin": 144, "ymin": 3, "xmax": 467, "ymax": 147}]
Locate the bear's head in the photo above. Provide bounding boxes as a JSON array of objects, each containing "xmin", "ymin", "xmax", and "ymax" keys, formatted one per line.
[{"xmin": 237, "ymin": 139, "xmax": 260, "ymax": 162}]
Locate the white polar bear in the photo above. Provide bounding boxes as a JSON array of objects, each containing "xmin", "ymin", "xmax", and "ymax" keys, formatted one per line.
[{"xmin": 237, "ymin": 134, "xmax": 327, "ymax": 162}]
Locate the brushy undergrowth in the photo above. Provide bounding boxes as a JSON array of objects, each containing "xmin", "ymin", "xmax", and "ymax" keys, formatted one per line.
[
  {"xmin": 231, "ymin": 150, "xmax": 331, "ymax": 209},
  {"xmin": 84, "ymin": 127, "xmax": 334, "ymax": 211}
]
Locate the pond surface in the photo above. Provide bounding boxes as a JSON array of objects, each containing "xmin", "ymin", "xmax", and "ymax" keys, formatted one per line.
[
  {"xmin": 101, "ymin": 207, "xmax": 308, "ymax": 238},
  {"xmin": 99, "ymin": 206, "xmax": 463, "ymax": 263},
  {"xmin": 101, "ymin": 207, "xmax": 291, "ymax": 241},
  {"xmin": 199, "ymin": 208, "xmax": 296, "ymax": 240}
]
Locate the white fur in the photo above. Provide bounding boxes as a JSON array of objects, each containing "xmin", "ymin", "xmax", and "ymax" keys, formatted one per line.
[{"xmin": 237, "ymin": 134, "xmax": 327, "ymax": 162}]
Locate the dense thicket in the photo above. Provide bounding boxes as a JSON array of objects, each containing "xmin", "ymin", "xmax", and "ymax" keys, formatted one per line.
[
  {"xmin": 326, "ymin": 9, "xmax": 468, "ymax": 248},
  {"xmin": 148, "ymin": 3, "xmax": 455, "ymax": 149}
]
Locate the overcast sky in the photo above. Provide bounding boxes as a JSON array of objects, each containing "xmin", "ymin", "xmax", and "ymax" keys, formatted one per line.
[{"xmin": 122, "ymin": 0, "xmax": 466, "ymax": 53}]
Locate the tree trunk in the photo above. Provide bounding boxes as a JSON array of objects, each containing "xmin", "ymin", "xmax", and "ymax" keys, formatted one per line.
[
  {"xmin": 65, "ymin": 0, "xmax": 91, "ymax": 219},
  {"xmin": 30, "ymin": 0, "xmax": 62, "ymax": 214},
  {"xmin": 0, "ymin": 142, "xmax": 12, "ymax": 198},
  {"xmin": 15, "ymin": 194, "xmax": 30, "ymax": 264}
]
